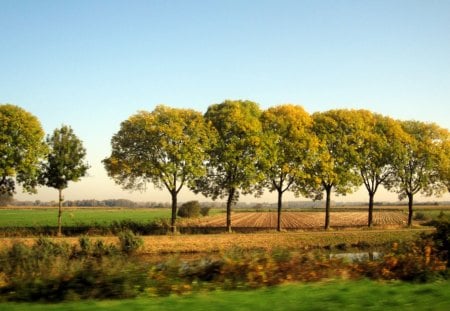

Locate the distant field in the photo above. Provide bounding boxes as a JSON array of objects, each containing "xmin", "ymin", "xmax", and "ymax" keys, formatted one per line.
[{"xmin": 0, "ymin": 207, "xmax": 172, "ymax": 227}]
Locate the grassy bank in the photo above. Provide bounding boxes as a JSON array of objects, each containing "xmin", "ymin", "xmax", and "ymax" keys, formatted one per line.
[{"xmin": 1, "ymin": 279, "xmax": 449, "ymax": 311}]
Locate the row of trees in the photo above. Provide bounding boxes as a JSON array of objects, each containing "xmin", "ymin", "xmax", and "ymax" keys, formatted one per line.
[
  {"xmin": 0, "ymin": 104, "xmax": 89, "ymax": 235},
  {"xmin": 103, "ymin": 101, "xmax": 450, "ymax": 232},
  {"xmin": 2, "ymin": 102, "xmax": 449, "ymax": 234}
]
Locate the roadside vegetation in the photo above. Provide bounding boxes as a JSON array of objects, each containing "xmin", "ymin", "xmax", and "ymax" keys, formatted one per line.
[{"xmin": 0, "ymin": 220, "xmax": 448, "ymax": 303}]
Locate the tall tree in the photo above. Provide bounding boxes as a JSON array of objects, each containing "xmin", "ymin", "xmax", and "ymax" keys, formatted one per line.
[
  {"xmin": 103, "ymin": 106, "xmax": 212, "ymax": 233},
  {"xmin": 340, "ymin": 110, "xmax": 408, "ymax": 227},
  {"xmin": 40, "ymin": 125, "xmax": 89, "ymax": 236},
  {"xmin": 385, "ymin": 121, "xmax": 449, "ymax": 226},
  {"xmin": 303, "ymin": 110, "xmax": 362, "ymax": 229},
  {"xmin": 259, "ymin": 104, "xmax": 318, "ymax": 231},
  {"xmin": 196, "ymin": 100, "xmax": 264, "ymax": 232},
  {"xmin": 0, "ymin": 104, "xmax": 47, "ymax": 197}
]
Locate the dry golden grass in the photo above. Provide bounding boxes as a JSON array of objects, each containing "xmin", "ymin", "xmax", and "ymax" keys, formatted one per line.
[{"xmin": 0, "ymin": 228, "xmax": 433, "ymax": 255}]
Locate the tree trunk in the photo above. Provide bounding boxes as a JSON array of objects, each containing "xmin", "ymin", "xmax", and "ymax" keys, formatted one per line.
[
  {"xmin": 170, "ymin": 191, "xmax": 177, "ymax": 233},
  {"xmin": 226, "ymin": 187, "xmax": 235, "ymax": 233},
  {"xmin": 277, "ymin": 189, "xmax": 283, "ymax": 232},
  {"xmin": 57, "ymin": 188, "xmax": 63, "ymax": 237},
  {"xmin": 407, "ymin": 192, "xmax": 413, "ymax": 227},
  {"xmin": 368, "ymin": 191, "xmax": 375, "ymax": 228},
  {"xmin": 324, "ymin": 185, "xmax": 332, "ymax": 230}
]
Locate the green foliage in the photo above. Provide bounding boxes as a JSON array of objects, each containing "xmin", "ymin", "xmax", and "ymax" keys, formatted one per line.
[
  {"xmin": 259, "ymin": 104, "xmax": 317, "ymax": 192},
  {"xmin": 0, "ymin": 104, "xmax": 47, "ymax": 196},
  {"xmin": 39, "ymin": 125, "xmax": 89, "ymax": 235},
  {"xmin": 308, "ymin": 109, "xmax": 364, "ymax": 198},
  {"xmin": 177, "ymin": 201, "xmax": 201, "ymax": 218},
  {"xmin": 39, "ymin": 125, "xmax": 89, "ymax": 191}
]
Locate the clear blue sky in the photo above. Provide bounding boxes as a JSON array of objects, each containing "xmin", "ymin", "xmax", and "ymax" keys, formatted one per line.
[{"xmin": 1, "ymin": 0, "xmax": 449, "ymax": 203}]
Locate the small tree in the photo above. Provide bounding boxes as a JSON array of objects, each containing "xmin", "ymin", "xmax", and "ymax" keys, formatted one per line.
[
  {"xmin": 0, "ymin": 104, "xmax": 47, "ymax": 197},
  {"xmin": 40, "ymin": 125, "xmax": 89, "ymax": 236}
]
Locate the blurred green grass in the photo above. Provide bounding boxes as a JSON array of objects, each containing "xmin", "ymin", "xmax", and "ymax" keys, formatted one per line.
[{"xmin": 1, "ymin": 279, "xmax": 449, "ymax": 310}]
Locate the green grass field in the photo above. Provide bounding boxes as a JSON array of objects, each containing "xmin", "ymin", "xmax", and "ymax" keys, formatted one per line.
[
  {"xmin": 1, "ymin": 206, "xmax": 447, "ymax": 228},
  {"xmin": 1, "ymin": 279, "xmax": 449, "ymax": 311},
  {"xmin": 0, "ymin": 208, "xmax": 172, "ymax": 227}
]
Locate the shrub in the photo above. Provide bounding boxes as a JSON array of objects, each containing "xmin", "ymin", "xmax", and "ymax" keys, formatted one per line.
[
  {"xmin": 177, "ymin": 201, "xmax": 201, "ymax": 218},
  {"xmin": 77, "ymin": 236, "xmax": 118, "ymax": 258},
  {"xmin": 431, "ymin": 220, "xmax": 450, "ymax": 267},
  {"xmin": 200, "ymin": 206, "xmax": 211, "ymax": 217},
  {"xmin": 438, "ymin": 211, "xmax": 448, "ymax": 221},
  {"xmin": 78, "ymin": 235, "xmax": 92, "ymax": 254},
  {"xmin": 32, "ymin": 236, "xmax": 70, "ymax": 259},
  {"xmin": 3, "ymin": 257, "xmax": 148, "ymax": 301},
  {"xmin": 117, "ymin": 230, "xmax": 143, "ymax": 254},
  {"xmin": 414, "ymin": 212, "xmax": 430, "ymax": 221}
]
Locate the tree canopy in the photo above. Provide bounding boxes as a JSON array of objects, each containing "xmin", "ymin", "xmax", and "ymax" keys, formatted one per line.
[
  {"xmin": 103, "ymin": 105, "xmax": 213, "ymax": 232},
  {"xmin": 0, "ymin": 104, "xmax": 47, "ymax": 197}
]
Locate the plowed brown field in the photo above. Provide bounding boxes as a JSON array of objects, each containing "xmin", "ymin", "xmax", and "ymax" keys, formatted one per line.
[{"xmin": 183, "ymin": 211, "xmax": 408, "ymax": 229}]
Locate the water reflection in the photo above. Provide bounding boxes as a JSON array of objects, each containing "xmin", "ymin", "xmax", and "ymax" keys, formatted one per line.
[{"xmin": 330, "ymin": 251, "xmax": 382, "ymax": 261}]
